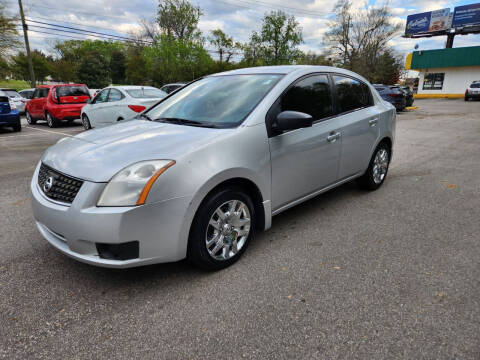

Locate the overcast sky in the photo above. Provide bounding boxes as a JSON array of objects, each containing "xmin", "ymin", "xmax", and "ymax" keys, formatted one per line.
[{"xmin": 10, "ymin": 0, "xmax": 480, "ymax": 58}]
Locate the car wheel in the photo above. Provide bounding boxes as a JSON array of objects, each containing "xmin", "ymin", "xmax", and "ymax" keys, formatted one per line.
[
  {"xmin": 12, "ymin": 123, "xmax": 21, "ymax": 132},
  {"xmin": 188, "ymin": 187, "xmax": 255, "ymax": 270},
  {"xmin": 357, "ymin": 142, "xmax": 391, "ymax": 191},
  {"xmin": 25, "ymin": 111, "xmax": 36, "ymax": 125},
  {"xmin": 465, "ymin": 96, "xmax": 469, "ymax": 101},
  {"xmin": 46, "ymin": 112, "xmax": 57, "ymax": 128},
  {"xmin": 82, "ymin": 114, "xmax": 92, "ymax": 130}
]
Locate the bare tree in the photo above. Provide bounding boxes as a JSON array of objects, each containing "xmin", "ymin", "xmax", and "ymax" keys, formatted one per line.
[
  {"xmin": 324, "ymin": 0, "xmax": 401, "ymax": 79},
  {"xmin": 157, "ymin": 0, "xmax": 203, "ymax": 41}
]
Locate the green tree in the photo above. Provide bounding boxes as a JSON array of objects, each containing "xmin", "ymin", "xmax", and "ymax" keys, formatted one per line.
[
  {"xmin": 243, "ymin": 11, "xmax": 303, "ymax": 66},
  {"xmin": 125, "ymin": 46, "xmax": 150, "ymax": 85},
  {"xmin": 77, "ymin": 51, "xmax": 111, "ymax": 88},
  {"xmin": 110, "ymin": 49, "xmax": 126, "ymax": 84},
  {"xmin": 0, "ymin": 0, "xmax": 19, "ymax": 55},
  {"xmin": 209, "ymin": 29, "xmax": 240, "ymax": 63},
  {"xmin": 371, "ymin": 50, "xmax": 402, "ymax": 85},
  {"xmin": 157, "ymin": 0, "xmax": 203, "ymax": 41},
  {"xmin": 10, "ymin": 50, "xmax": 52, "ymax": 82},
  {"xmin": 297, "ymin": 52, "xmax": 332, "ymax": 66}
]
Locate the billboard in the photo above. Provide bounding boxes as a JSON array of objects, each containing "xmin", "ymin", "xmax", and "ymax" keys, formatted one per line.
[
  {"xmin": 405, "ymin": 8, "xmax": 450, "ymax": 35},
  {"xmin": 452, "ymin": 3, "xmax": 480, "ymax": 27}
]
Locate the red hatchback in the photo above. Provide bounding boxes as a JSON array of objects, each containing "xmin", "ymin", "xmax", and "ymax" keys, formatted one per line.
[{"xmin": 25, "ymin": 84, "xmax": 91, "ymax": 127}]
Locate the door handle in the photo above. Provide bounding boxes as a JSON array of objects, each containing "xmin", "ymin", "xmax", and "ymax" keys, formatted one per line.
[
  {"xmin": 369, "ymin": 118, "xmax": 379, "ymax": 127},
  {"xmin": 327, "ymin": 132, "xmax": 340, "ymax": 143}
]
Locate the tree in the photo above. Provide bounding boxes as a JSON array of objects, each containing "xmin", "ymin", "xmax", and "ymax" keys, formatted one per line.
[
  {"xmin": 209, "ymin": 29, "xmax": 240, "ymax": 63},
  {"xmin": 10, "ymin": 50, "xmax": 52, "ymax": 82},
  {"xmin": 157, "ymin": 0, "xmax": 203, "ymax": 41},
  {"xmin": 77, "ymin": 51, "xmax": 111, "ymax": 88},
  {"xmin": 371, "ymin": 50, "xmax": 403, "ymax": 85},
  {"xmin": 0, "ymin": 0, "xmax": 19, "ymax": 56},
  {"xmin": 243, "ymin": 11, "xmax": 303, "ymax": 66},
  {"xmin": 324, "ymin": 0, "xmax": 401, "ymax": 81},
  {"xmin": 110, "ymin": 49, "xmax": 126, "ymax": 84},
  {"xmin": 297, "ymin": 52, "xmax": 332, "ymax": 66}
]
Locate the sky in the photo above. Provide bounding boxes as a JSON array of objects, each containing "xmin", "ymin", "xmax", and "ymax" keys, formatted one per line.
[{"xmin": 6, "ymin": 0, "xmax": 480, "ymax": 59}]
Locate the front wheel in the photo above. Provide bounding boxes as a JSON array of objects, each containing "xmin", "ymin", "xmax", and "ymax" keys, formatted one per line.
[
  {"xmin": 357, "ymin": 143, "xmax": 391, "ymax": 191},
  {"xmin": 82, "ymin": 114, "xmax": 91, "ymax": 130},
  {"xmin": 188, "ymin": 187, "xmax": 255, "ymax": 270}
]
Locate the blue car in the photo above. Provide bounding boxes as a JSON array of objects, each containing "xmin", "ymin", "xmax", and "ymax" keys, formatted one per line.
[{"xmin": 0, "ymin": 91, "xmax": 21, "ymax": 132}]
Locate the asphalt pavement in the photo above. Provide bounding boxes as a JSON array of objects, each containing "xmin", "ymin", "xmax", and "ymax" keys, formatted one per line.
[{"xmin": 0, "ymin": 100, "xmax": 479, "ymax": 359}]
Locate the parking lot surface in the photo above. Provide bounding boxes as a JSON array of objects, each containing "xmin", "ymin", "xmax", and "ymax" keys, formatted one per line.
[{"xmin": 1, "ymin": 99, "xmax": 479, "ymax": 359}]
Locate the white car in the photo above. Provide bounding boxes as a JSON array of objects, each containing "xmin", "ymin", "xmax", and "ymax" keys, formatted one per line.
[
  {"xmin": 0, "ymin": 88, "xmax": 28, "ymax": 114},
  {"xmin": 465, "ymin": 80, "xmax": 480, "ymax": 101},
  {"xmin": 81, "ymin": 86, "xmax": 167, "ymax": 130}
]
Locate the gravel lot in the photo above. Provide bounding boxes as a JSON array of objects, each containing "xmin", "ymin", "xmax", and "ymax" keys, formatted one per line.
[{"xmin": 0, "ymin": 99, "xmax": 479, "ymax": 359}]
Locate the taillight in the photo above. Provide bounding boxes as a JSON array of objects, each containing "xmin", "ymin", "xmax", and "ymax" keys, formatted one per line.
[
  {"xmin": 128, "ymin": 105, "xmax": 146, "ymax": 113},
  {"xmin": 465, "ymin": 89, "xmax": 469, "ymax": 95},
  {"xmin": 8, "ymin": 98, "xmax": 16, "ymax": 110},
  {"xmin": 388, "ymin": 93, "xmax": 400, "ymax": 98}
]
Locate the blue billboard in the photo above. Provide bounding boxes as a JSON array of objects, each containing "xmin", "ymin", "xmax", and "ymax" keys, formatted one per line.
[
  {"xmin": 452, "ymin": 3, "xmax": 480, "ymax": 27},
  {"xmin": 406, "ymin": 12, "xmax": 431, "ymax": 34}
]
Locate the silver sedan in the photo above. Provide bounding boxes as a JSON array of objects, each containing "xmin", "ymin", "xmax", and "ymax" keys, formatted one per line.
[{"xmin": 31, "ymin": 66, "xmax": 396, "ymax": 270}]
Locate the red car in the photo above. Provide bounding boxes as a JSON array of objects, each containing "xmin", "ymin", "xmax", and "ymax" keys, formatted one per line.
[{"xmin": 25, "ymin": 84, "xmax": 91, "ymax": 127}]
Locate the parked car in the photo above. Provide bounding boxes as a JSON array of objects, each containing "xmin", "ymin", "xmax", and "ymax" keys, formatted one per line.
[
  {"xmin": 25, "ymin": 84, "xmax": 90, "ymax": 127},
  {"xmin": 373, "ymin": 85, "xmax": 406, "ymax": 111},
  {"xmin": 81, "ymin": 86, "xmax": 167, "ymax": 130},
  {"xmin": 160, "ymin": 82, "xmax": 187, "ymax": 94},
  {"xmin": 400, "ymin": 86, "xmax": 414, "ymax": 107},
  {"xmin": 465, "ymin": 80, "xmax": 480, "ymax": 101},
  {"xmin": 0, "ymin": 91, "xmax": 21, "ymax": 132},
  {"xmin": 88, "ymin": 88, "xmax": 99, "ymax": 98},
  {"xmin": 19, "ymin": 88, "xmax": 35, "ymax": 100},
  {"xmin": 31, "ymin": 66, "xmax": 396, "ymax": 270},
  {"xmin": 0, "ymin": 88, "xmax": 28, "ymax": 114}
]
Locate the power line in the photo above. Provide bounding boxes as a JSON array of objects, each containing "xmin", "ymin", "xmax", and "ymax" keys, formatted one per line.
[{"xmin": 25, "ymin": 19, "xmax": 152, "ymax": 44}]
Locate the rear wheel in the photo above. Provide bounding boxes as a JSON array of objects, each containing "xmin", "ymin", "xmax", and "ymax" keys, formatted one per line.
[
  {"xmin": 357, "ymin": 142, "xmax": 391, "ymax": 191},
  {"xmin": 12, "ymin": 123, "xmax": 21, "ymax": 132},
  {"xmin": 25, "ymin": 111, "xmax": 36, "ymax": 125},
  {"xmin": 46, "ymin": 112, "xmax": 58, "ymax": 128},
  {"xmin": 82, "ymin": 114, "xmax": 91, "ymax": 130},
  {"xmin": 188, "ymin": 187, "xmax": 255, "ymax": 270},
  {"xmin": 465, "ymin": 96, "xmax": 469, "ymax": 101}
]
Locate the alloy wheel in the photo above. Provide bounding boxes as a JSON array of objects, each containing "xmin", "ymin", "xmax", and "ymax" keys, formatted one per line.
[
  {"xmin": 372, "ymin": 148, "xmax": 389, "ymax": 184},
  {"xmin": 205, "ymin": 200, "xmax": 251, "ymax": 261}
]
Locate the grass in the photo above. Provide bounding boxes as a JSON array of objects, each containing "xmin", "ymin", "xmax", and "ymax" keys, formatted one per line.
[{"xmin": 0, "ymin": 80, "xmax": 31, "ymax": 91}]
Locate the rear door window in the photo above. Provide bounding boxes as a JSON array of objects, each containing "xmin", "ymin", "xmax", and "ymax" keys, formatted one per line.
[
  {"xmin": 333, "ymin": 76, "xmax": 372, "ymax": 113},
  {"xmin": 33, "ymin": 88, "xmax": 49, "ymax": 98}
]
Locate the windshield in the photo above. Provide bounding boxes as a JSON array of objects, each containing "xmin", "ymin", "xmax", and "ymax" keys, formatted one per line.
[
  {"xmin": 56, "ymin": 86, "xmax": 89, "ymax": 97},
  {"xmin": 3, "ymin": 90, "xmax": 20, "ymax": 98},
  {"xmin": 127, "ymin": 88, "xmax": 167, "ymax": 98},
  {"xmin": 146, "ymin": 74, "xmax": 282, "ymax": 128}
]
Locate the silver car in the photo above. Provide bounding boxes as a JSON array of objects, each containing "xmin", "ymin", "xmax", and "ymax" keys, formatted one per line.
[
  {"xmin": 1, "ymin": 88, "xmax": 27, "ymax": 114},
  {"xmin": 31, "ymin": 66, "xmax": 396, "ymax": 270}
]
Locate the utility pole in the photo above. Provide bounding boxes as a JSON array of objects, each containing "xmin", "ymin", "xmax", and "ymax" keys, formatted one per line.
[{"xmin": 18, "ymin": 0, "xmax": 36, "ymax": 87}]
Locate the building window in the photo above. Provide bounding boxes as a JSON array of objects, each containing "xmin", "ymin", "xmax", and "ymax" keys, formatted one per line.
[{"xmin": 423, "ymin": 73, "xmax": 445, "ymax": 90}]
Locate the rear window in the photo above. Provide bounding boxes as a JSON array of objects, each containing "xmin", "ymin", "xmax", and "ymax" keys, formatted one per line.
[
  {"xmin": 20, "ymin": 90, "xmax": 34, "ymax": 99},
  {"xmin": 471, "ymin": 83, "xmax": 480, "ymax": 88},
  {"xmin": 3, "ymin": 90, "xmax": 20, "ymax": 98},
  {"xmin": 56, "ymin": 86, "xmax": 90, "ymax": 97},
  {"xmin": 126, "ymin": 88, "xmax": 166, "ymax": 99}
]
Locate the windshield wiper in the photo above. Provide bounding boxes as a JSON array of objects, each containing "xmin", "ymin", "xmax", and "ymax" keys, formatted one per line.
[
  {"xmin": 136, "ymin": 113, "xmax": 153, "ymax": 121},
  {"xmin": 153, "ymin": 117, "xmax": 220, "ymax": 128}
]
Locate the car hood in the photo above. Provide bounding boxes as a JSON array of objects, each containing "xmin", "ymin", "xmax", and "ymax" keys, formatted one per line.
[{"xmin": 41, "ymin": 120, "xmax": 228, "ymax": 182}]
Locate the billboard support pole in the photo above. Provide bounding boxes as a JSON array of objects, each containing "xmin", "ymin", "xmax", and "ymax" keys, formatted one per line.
[{"xmin": 446, "ymin": 33, "xmax": 455, "ymax": 48}]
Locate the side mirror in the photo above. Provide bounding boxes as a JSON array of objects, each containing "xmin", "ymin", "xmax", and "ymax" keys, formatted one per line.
[{"xmin": 274, "ymin": 111, "xmax": 313, "ymax": 132}]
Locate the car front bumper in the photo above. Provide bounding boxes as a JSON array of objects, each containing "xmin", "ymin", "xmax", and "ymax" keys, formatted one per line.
[{"xmin": 30, "ymin": 163, "xmax": 192, "ymax": 268}]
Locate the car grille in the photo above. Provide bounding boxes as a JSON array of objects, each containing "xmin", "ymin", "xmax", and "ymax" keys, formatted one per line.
[{"xmin": 38, "ymin": 163, "xmax": 83, "ymax": 204}]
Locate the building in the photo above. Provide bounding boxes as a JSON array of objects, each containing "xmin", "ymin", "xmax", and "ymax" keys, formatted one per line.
[{"xmin": 405, "ymin": 46, "xmax": 480, "ymax": 98}]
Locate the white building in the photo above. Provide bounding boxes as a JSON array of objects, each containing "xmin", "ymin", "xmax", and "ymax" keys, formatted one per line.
[{"xmin": 406, "ymin": 46, "xmax": 480, "ymax": 98}]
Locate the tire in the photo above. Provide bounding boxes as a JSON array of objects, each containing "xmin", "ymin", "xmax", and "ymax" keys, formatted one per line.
[
  {"xmin": 25, "ymin": 111, "xmax": 36, "ymax": 125},
  {"xmin": 82, "ymin": 114, "xmax": 91, "ymax": 130},
  {"xmin": 465, "ymin": 96, "xmax": 469, "ymax": 102},
  {"xmin": 187, "ymin": 187, "xmax": 256, "ymax": 270},
  {"xmin": 12, "ymin": 123, "xmax": 21, "ymax": 132},
  {"xmin": 357, "ymin": 142, "xmax": 391, "ymax": 191},
  {"xmin": 46, "ymin": 112, "xmax": 58, "ymax": 128}
]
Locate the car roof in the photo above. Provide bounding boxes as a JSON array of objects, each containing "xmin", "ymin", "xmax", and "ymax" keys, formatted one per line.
[
  {"xmin": 108, "ymin": 85, "xmax": 159, "ymax": 90},
  {"xmin": 162, "ymin": 83, "xmax": 186, "ymax": 86},
  {"xmin": 20, "ymin": 88, "xmax": 35, "ymax": 92},
  {"xmin": 37, "ymin": 84, "xmax": 87, "ymax": 89}
]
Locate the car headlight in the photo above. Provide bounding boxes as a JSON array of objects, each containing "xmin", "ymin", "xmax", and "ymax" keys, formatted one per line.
[{"xmin": 97, "ymin": 160, "xmax": 175, "ymax": 207}]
